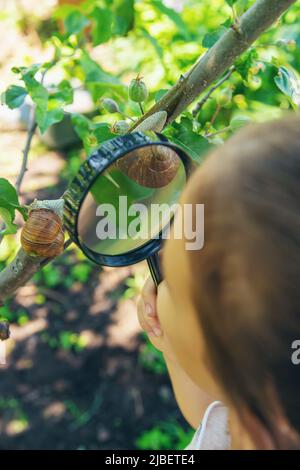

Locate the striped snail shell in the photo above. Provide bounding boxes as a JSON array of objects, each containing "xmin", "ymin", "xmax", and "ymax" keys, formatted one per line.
[
  {"xmin": 21, "ymin": 208, "xmax": 64, "ymax": 258},
  {"xmin": 115, "ymin": 145, "xmax": 181, "ymax": 188}
]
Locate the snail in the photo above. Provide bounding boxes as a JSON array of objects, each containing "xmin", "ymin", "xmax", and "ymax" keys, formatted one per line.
[
  {"xmin": 21, "ymin": 200, "xmax": 64, "ymax": 258},
  {"xmin": 114, "ymin": 144, "xmax": 181, "ymax": 188}
]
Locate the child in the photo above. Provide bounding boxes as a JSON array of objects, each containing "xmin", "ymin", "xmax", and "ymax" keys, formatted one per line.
[{"xmin": 137, "ymin": 114, "xmax": 300, "ymax": 450}]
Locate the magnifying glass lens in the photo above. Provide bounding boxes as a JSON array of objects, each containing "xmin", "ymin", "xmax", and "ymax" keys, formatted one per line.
[{"xmin": 77, "ymin": 145, "xmax": 186, "ymax": 256}]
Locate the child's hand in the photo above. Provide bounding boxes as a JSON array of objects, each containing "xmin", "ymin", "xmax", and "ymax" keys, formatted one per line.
[{"xmin": 137, "ymin": 277, "xmax": 177, "ymax": 361}]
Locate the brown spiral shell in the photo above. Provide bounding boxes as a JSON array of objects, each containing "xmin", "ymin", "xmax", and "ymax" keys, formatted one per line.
[
  {"xmin": 114, "ymin": 145, "xmax": 181, "ymax": 188},
  {"xmin": 21, "ymin": 209, "xmax": 64, "ymax": 258}
]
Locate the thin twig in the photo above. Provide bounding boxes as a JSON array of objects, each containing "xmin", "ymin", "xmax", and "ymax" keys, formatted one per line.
[
  {"xmin": 15, "ymin": 113, "xmax": 37, "ymax": 194},
  {"xmin": 0, "ymin": 115, "xmax": 36, "ymax": 243},
  {"xmin": 139, "ymin": 103, "xmax": 144, "ymax": 115},
  {"xmin": 119, "ymin": 111, "xmax": 136, "ymax": 122},
  {"xmin": 211, "ymin": 103, "xmax": 222, "ymax": 125},
  {"xmin": 192, "ymin": 68, "xmax": 235, "ymax": 117}
]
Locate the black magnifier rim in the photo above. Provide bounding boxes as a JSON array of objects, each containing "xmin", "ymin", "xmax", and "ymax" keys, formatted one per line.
[{"xmin": 63, "ymin": 131, "xmax": 193, "ymax": 267}]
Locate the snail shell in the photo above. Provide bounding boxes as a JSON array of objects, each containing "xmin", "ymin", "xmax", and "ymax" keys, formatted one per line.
[
  {"xmin": 114, "ymin": 145, "xmax": 181, "ymax": 188},
  {"xmin": 21, "ymin": 209, "xmax": 64, "ymax": 258}
]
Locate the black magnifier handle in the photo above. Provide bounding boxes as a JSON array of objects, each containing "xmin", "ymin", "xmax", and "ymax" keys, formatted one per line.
[{"xmin": 147, "ymin": 253, "xmax": 163, "ymax": 287}]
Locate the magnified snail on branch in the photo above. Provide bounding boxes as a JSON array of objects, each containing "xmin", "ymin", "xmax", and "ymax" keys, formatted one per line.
[
  {"xmin": 21, "ymin": 199, "xmax": 65, "ymax": 258},
  {"xmin": 113, "ymin": 145, "xmax": 181, "ymax": 188}
]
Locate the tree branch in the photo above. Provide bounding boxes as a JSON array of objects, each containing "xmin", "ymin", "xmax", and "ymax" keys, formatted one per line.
[
  {"xmin": 131, "ymin": 0, "xmax": 296, "ymax": 130},
  {"xmin": 0, "ymin": 248, "xmax": 43, "ymax": 304}
]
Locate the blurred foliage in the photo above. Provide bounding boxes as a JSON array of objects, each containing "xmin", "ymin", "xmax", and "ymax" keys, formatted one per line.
[
  {"xmin": 136, "ymin": 419, "xmax": 193, "ymax": 450},
  {"xmin": 64, "ymin": 395, "xmax": 102, "ymax": 430},
  {"xmin": 121, "ymin": 268, "xmax": 148, "ymax": 299},
  {"xmin": 139, "ymin": 333, "xmax": 167, "ymax": 375},
  {"xmin": 0, "ymin": 397, "xmax": 29, "ymax": 436}
]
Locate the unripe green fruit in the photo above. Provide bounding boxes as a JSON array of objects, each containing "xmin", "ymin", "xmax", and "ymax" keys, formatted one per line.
[
  {"xmin": 230, "ymin": 115, "xmax": 252, "ymax": 131},
  {"xmin": 101, "ymin": 98, "xmax": 120, "ymax": 114},
  {"xmin": 111, "ymin": 120, "xmax": 130, "ymax": 135},
  {"xmin": 217, "ymin": 88, "xmax": 233, "ymax": 107},
  {"xmin": 129, "ymin": 75, "xmax": 148, "ymax": 103}
]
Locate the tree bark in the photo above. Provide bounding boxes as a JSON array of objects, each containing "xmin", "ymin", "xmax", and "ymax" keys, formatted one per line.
[{"xmin": 0, "ymin": 248, "xmax": 43, "ymax": 304}]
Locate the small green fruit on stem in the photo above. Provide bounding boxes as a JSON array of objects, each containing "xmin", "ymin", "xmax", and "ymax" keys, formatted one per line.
[
  {"xmin": 217, "ymin": 87, "xmax": 233, "ymax": 107},
  {"xmin": 129, "ymin": 74, "xmax": 148, "ymax": 103},
  {"xmin": 111, "ymin": 120, "xmax": 130, "ymax": 135},
  {"xmin": 101, "ymin": 98, "xmax": 120, "ymax": 114}
]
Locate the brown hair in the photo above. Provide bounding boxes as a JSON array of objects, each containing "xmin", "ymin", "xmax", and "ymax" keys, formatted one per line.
[{"xmin": 187, "ymin": 114, "xmax": 300, "ymax": 448}]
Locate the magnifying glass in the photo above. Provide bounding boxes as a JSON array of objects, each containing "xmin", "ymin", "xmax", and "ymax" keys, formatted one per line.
[{"xmin": 63, "ymin": 131, "xmax": 193, "ymax": 286}]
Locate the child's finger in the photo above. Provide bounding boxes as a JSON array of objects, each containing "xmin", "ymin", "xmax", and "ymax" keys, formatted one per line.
[
  {"xmin": 138, "ymin": 287, "xmax": 162, "ymax": 338},
  {"xmin": 141, "ymin": 277, "xmax": 157, "ymax": 318},
  {"xmin": 137, "ymin": 297, "xmax": 153, "ymax": 334}
]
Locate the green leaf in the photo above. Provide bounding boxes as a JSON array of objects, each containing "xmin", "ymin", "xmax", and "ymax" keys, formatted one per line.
[
  {"xmin": 141, "ymin": 27, "xmax": 164, "ymax": 60},
  {"xmin": 152, "ymin": 0, "xmax": 190, "ymax": 40},
  {"xmin": 0, "ymin": 207, "xmax": 17, "ymax": 235},
  {"xmin": 52, "ymin": 80, "xmax": 74, "ymax": 105},
  {"xmin": 18, "ymin": 68, "xmax": 72, "ymax": 133},
  {"xmin": 36, "ymin": 107, "xmax": 65, "ymax": 135},
  {"xmin": 53, "ymin": 4, "xmax": 77, "ymax": 20},
  {"xmin": 0, "ymin": 178, "xmax": 22, "ymax": 210},
  {"xmin": 274, "ymin": 66, "xmax": 300, "ymax": 107},
  {"xmin": 71, "ymin": 114, "xmax": 115, "ymax": 154},
  {"xmin": 21, "ymin": 71, "xmax": 50, "ymax": 133},
  {"xmin": 79, "ymin": 51, "xmax": 120, "ymax": 85},
  {"xmin": 226, "ymin": 0, "xmax": 238, "ymax": 6},
  {"xmin": 234, "ymin": 48, "xmax": 258, "ymax": 80},
  {"xmin": 93, "ymin": 123, "xmax": 115, "ymax": 144},
  {"xmin": 88, "ymin": 82, "xmax": 127, "ymax": 102},
  {"xmin": 12, "ymin": 64, "xmax": 40, "ymax": 77},
  {"xmin": 235, "ymin": 0, "xmax": 249, "ymax": 16},
  {"xmin": 0, "ymin": 178, "xmax": 27, "ymax": 235},
  {"xmin": 92, "ymin": 7, "xmax": 113, "ymax": 46},
  {"xmin": 202, "ymin": 27, "xmax": 227, "ymax": 48},
  {"xmin": 71, "ymin": 113, "xmax": 92, "ymax": 153},
  {"xmin": 169, "ymin": 117, "xmax": 213, "ymax": 162},
  {"xmin": 113, "ymin": 0, "xmax": 135, "ymax": 36},
  {"xmin": 64, "ymin": 10, "xmax": 90, "ymax": 36},
  {"xmin": 2, "ymin": 85, "xmax": 27, "ymax": 109}
]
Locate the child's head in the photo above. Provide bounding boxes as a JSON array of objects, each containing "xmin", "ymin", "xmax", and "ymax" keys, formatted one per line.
[{"xmin": 161, "ymin": 114, "xmax": 300, "ymax": 448}]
